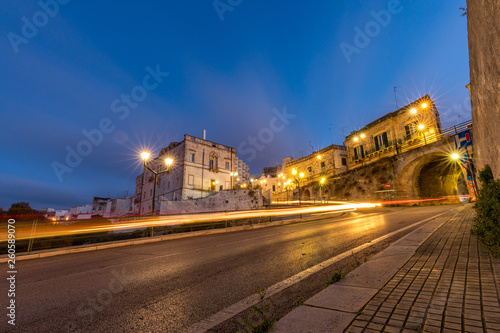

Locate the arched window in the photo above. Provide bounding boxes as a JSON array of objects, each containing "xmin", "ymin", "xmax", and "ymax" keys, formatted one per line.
[{"xmin": 209, "ymin": 152, "xmax": 218, "ymax": 170}]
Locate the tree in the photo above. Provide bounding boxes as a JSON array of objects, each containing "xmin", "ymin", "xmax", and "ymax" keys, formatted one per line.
[{"xmin": 8, "ymin": 202, "xmax": 37, "ymax": 217}]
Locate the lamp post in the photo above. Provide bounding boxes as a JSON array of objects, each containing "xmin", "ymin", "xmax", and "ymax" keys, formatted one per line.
[
  {"xmin": 292, "ymin": 169, "xmax": 305, "ymax": 205},
  {"xmin": 230, "ymin": 172, "xmax": 238, "ymax": 189},
  {"xmin": 319, "ymin": 177, "xmax": 326, "ymax": 204},
  {"xmin": 141, "ymin": 152, "xmax": 173, "ymax": 216},
  {"xmin": 418, "ymin": 124, "xmax": 427, "ymax": 145}
]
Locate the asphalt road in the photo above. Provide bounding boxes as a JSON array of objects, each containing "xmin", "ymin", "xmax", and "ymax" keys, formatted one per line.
[{"xmin": 1, "ymin": 205, "xmax": 461, "ymax": 333}]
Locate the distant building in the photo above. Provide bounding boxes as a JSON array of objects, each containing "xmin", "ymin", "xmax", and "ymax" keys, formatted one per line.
[
  {"xmin": 234, "ymin": 157, "xmax": 250, "ymax": 187},
  {"xmin": 274, "ymin": 145, "xmax": 348, "ymax": 201},
  {"xmin": 42, "ymin": 208, "xmax": 69, "ymax": 221},
  {"xmin": 92, "ymin": 197, "xmax": 112, "ymax": 216},
  {"xmin": 262, "ymin": 165, "xmax": 281, "ymax": 178},
  {"xmin": 92, "ymin": 196, "xmax": 133, "ymax": 217},
  {"xmin": 345, "ymin": 95, "xmax": 442, "ymax": 170},
  {"xmin": 69, "ymin": 204, "xmax": 92, "ymax": 219},
  {"xmin": 110, "ymin": 196, "xmax": 133, "ymax": 216},
  {"xmin": 135, "ymin": 133, "xmax": 252, "ymax": 215}
]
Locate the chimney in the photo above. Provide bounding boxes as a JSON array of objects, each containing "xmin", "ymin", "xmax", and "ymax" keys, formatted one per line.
[{"xmin": 203, "ymin": 129, "xmax": 206, "ymax": 140}]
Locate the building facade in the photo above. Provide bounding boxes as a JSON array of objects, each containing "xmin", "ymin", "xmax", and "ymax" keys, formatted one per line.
[
  {"xmin": 345, "ymin": 95, "xmax": 442, "ymax": 170},
  {"xmin": 466, "ymin": 0, "xmax": 500, "ymax": 179},
  {"xmin": 136, "ymin": 134, "xmax": 243, "ymax": 215},
  {"xmin": 272, "ymin": 144, "xmax": 348, "ymax": 202}
]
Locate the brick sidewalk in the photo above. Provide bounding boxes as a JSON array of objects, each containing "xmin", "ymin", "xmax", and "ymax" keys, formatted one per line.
[{"xmin": 345, "ymin": 206, "xmax": 500, "ymax": 333}]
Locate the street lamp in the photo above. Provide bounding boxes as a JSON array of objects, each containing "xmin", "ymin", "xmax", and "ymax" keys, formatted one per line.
[
  {"xmin": 292, "ymin": 169, "xmax": 305, "ymax": 205},
  {"xmin": 319, "ymin": 177, "xmax": 326, "ymax": 203},
  {"xmin": 230, "ymin": 172, "xmax": 238, "ymax": 189},
  {"xmin": 141, "ymin": 151, "xmax": 173, "ymax": 216},
  {"xmin": 418, "ymin": 124, "xmax": 427, "ymax": 145}
]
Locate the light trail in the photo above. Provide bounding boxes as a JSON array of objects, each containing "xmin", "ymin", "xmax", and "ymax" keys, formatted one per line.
[{"xmin": 0, "ymin": 203, "xmax": 381, "ymax": 242}]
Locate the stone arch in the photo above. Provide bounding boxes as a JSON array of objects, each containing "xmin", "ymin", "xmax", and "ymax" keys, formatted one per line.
[
  {"xmin": 396, "ymin": 151, "xmax": 462, "ymax": 199},
  {"xmin": 302, "ymin": 189, "xmax": 311, "ymax": 200}
]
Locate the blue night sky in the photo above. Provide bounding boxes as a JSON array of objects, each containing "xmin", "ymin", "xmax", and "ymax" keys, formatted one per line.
[{"xmin": 0, "ymin": 0, "xmax": 471, "ymax": 210}]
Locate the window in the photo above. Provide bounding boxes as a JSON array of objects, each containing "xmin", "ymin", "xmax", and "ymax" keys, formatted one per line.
[
  {"xmin": 188, "ymin": 175, "xmax": 194, "ymax": 185},
  {"xmin": 307, "ymin": 166, "xmax": 312, "ymax": 173},
  {"xmin": 189, "ymin": 153, "xmax": 195, "ymax": 162},
  {"xmin": 374, "ymin": 132, "xmax": 389, "ymax": 151},
  {"xmin": 167, "ymin": 181, "xmax": 170, "ymax": 189},
  {"xmin": 405, "ymin": 121, "xmax": 419, "ymax": 140},
  {"xmin": 354, "ymin": 145, "xmax": 364, "ymax": 160},
  {"xmin": 209, "ymin": 153, "xmax": 218, "ymax": 170},
  {"xmin": 342, "ymin": 157, "xmax": 347, "ymax": 166},
  {"xmin": 225, "ymin": 161, "xmax": 230, "ymax": 170},
  {"xmin": 321, "ymin": 161, "xmax": 325, "ymax": 168},
  {"xmin": 273, "ymin": 185, "xmax": 276, "ymax": 192}
]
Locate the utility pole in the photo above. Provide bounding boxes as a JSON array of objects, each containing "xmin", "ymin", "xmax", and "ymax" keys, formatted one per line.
[{"xmin": 394, "ymin": 86, "xmax": 401, "ymax": 109}]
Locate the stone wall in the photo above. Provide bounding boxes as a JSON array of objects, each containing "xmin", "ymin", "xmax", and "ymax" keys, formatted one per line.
[
  {"xmin": 466, "ymin": 0, "xmax": 500, "ymax": 179},
  {"xmin": 159, "ymin": 189, "xmax": 263, "ymax": 214}
]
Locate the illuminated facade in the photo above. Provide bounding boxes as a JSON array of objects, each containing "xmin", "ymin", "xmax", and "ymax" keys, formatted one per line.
[
  {"xmin": 345, "ymin": 95, "xmax": 442, "ymax": 169},
  {"xmin": 135, "ymin": 134, "xmax": 244, "ymax": 214}
]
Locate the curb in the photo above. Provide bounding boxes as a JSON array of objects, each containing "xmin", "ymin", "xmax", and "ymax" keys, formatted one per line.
[{"xmin": 271, "ymin": 206, "xmax": 465, "ymax": 333}]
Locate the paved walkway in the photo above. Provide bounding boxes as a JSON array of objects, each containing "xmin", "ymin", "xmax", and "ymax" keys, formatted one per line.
[
  {"xmin": 273, "ymin": 205, "xmax": 500, "ymax": 332},
  {"xmin": 345, "ymin": 206, "xmax": 500, "ymax": 333}
]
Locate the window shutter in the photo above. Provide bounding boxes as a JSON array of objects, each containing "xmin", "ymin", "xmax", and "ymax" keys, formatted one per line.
[
  {"xmin": 382, "ymin": 132, "xmax": 388, "ymax": 147},
  {"xmin": 374, "ymin": 137, "xmax": 380, "ymax": 151}
]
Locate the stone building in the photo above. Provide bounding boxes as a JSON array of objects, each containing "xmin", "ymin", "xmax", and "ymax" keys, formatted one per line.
[
  {"xmin": 272, "ymin": 144, "xmax": 348, "ymax": 201},
  {"xmin": 135, "ymin": 134, "xmax": 245, "ymax": 215},
  {"xmin": 466, "ymin": 0, "xmax": 500, "ymax": 179},
  {"xmin": 234, "ymin": 156, "xmax": 250, "ymax": 187},
  {"xmin": 345, "ymin": 95, "xmax": 442, "ymax": 170}
]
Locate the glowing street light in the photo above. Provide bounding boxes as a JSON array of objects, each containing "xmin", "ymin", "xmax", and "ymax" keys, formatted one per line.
[
  {"xmin": 140, "ymin": 152, "xmax": 174, "ymax": 217},
  {"xmin": 451, "ymin": 153, "xmax": 460, "ymax": 160},
  {"xmin": 353, "ymin": 137, "xmax": 359, "ymax": 142},
  {"xmin": 360, "ymin": 133, "xmax": 366, "ymax": 139},
  {"xmin": 319, "ymin": 177, "xmax": 326, "ymax": 203},
  {"xmin": 317, "ymin": 155, "xmax": 321, "ymax": 160},
  {"xmin": 410, "ymin": 108, "xmax": 417, "ymax": 114},
  {"xmin": 418, "ymin": 124, "xmax": 427, "ymax": 144},
  {"xmin": 421, "ymin": 102, "xmax": 428, "ymax": 109}
]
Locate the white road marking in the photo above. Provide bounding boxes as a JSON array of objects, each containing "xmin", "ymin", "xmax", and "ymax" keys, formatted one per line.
[{"xmin": 187, "ymin": 210, "xmax": 451, "ymax": 333}]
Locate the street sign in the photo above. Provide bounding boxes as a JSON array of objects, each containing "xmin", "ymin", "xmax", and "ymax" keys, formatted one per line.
[
  {"xmin": 386, "ymin": 183, "xmax": 391, "ymax": 189},
  {"xmin": 454, "ymin": 129, "xmax": 473, "ymax": 149}
]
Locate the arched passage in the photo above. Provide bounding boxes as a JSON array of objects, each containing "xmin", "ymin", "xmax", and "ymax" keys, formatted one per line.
[
  {"xmin": 302, "ymin": 189, "xmax": 311, "ymax": 200},
  {"xmin": 412, "ymin": 155, "xmax": 463, "ymax": 198}
]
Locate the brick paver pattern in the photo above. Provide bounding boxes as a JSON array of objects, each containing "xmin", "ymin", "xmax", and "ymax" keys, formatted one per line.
[{"xmin": 345, "ymin": 206, "xmax": 500, "ymax": 333}]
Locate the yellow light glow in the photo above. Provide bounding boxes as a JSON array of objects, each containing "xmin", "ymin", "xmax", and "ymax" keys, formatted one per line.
[
  {"xmin": 165, "ymin": 157, "xmax": 173, "ymax": 166},
  {"xmin": 353, "ymin": 137, "xmax": 359, "ymax": 142},
  {"xmin": 141, "ymin": 152, "xmax": 150, "ymax": 161},
  {"xmin": 418, "ymin": 124, "xmax": 425, "ymax": 130},
  {"xmin": 421, "ymin": 103, "xmax": 429, "ymax": 109},
  {"xmin": 250, "ymin": 178, "xmax": 254, "ymax": 182},
  {"xmin": 263, "ymin": 179, "xmax": 266, "ymax": 183},
  {"xmin": 360, "ymin": 133, "xmax": 366, "ymax": 139},
  {"xmin": 278, "ymin": 183, "xmax": 281, "ymax": 186},
  {"xmin": 320, "ymin": 177, "xmax": 325, "ymax": 184},
  {"xmin": 292, "ymin": 169, "xmax": 297, "ymax": 175},
  {"xmin": 451, "ymin": 153, "xmax": 460, "ymax": 160},
  {"xmin": 317, "ymin": 155, "xmax": 321, "ymax": 160},
  {"xmin": 299, "ymin": 172, "xmax": 305, "ymax": 178},
  {"xmin": 410, "ymin": 108, "xmax": 417, "ymax": 114}
]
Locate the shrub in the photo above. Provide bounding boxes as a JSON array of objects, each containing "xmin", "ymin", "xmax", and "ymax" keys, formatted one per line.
[{"xmin": 472, "ymin": 165, "xmax": 500, "ymax": 257}]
